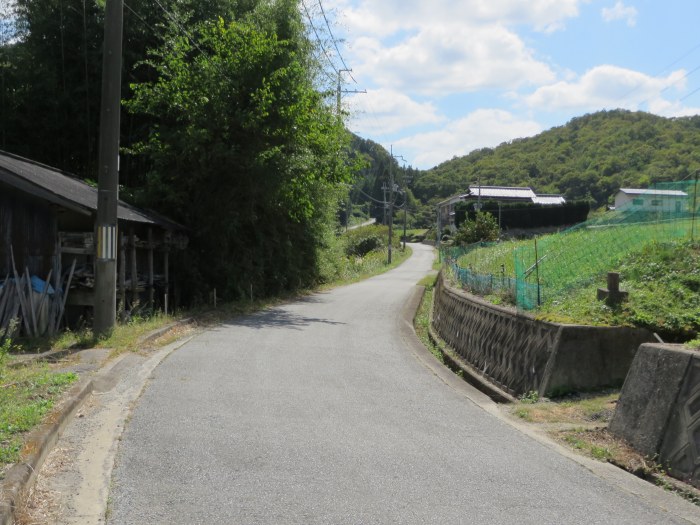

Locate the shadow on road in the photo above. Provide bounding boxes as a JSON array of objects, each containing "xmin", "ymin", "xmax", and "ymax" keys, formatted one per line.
[{"xmin": 222, "ymin": 308, "xmax": 345, "ymax": 331}]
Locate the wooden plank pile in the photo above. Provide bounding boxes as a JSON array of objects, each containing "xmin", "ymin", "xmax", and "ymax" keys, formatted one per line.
[{"xmin": 0, "ymin": 248, "xmax": 76, "ymax": 341}]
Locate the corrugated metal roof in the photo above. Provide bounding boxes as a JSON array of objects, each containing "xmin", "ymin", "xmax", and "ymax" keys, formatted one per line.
[
  {"xmin": 532, "ymin": 195, "xmax": 566, "ymax": 205},
  {"xmin": 618, "ymin": 188, "xmax": 688, "ymax": 197},
  {"xmin": 0, "ymin": 150, "xmax": 175, "ymax": 227},
  {"xmin": 468, "ymin": 186, "xmax": 536, "ymax": 199}
]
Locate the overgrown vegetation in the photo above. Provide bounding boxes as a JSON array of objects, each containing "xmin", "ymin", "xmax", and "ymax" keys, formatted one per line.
[
  {"xmin": 318, "ymin": 225, "xmax": 412, "ymax": 286},
  {"xmin": 538, "ymin": 240, "xmax": 700, "ymax": 341}
]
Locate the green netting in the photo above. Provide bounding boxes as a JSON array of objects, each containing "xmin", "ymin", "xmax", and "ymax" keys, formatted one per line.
[{"xmin": 444, "ymin": 180, "xmax": 700, "ymax": 310}]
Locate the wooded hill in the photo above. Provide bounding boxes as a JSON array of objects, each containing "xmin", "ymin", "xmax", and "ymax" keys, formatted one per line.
[{"xmin": 411, "ymin": 110, "xmax": 700, "ymax": 208}]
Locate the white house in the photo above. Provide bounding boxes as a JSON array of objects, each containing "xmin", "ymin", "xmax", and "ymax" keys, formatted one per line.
[{"xmin": 614, "ymin": 188, "xmax": 688, "ymax": 213}]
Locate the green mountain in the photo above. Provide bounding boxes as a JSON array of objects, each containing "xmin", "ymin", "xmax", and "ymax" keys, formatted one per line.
[{"xmin": 411, "ymin": 110, "xmax": 700, "ymax": 208}]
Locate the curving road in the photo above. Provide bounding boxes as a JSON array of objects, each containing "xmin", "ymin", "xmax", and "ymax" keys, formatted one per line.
[{"xmin": 108, "ymin": 244, "xmax": 697, "ymax": 524}]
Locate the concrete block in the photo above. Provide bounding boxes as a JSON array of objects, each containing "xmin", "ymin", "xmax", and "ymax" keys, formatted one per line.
[
  {"xmin": 609, "ymin": 343, "xmax": 692, "ymax": 457},
  {"xmin": 659, "ymin": 354, "xmax": 700, "ymax": 487},
  {"xmin": 544, "ymin": 326, "xmax": 653, "ymax": 396}
]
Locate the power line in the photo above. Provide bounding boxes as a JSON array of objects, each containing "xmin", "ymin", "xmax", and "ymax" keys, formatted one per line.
[
  {"xmin": 617, "ymin": 41, "xmax": 700, "ymax": 108},
  {"xmin": 317, "ymin": 0, "xmax": 357, "ymax": 84},
  {"xmin": 123, "ymin": 2, "xmax": 156, "ymax": 33},
  {"xmin": 300, "ymin": 0, "xmax": 339, "ymax": 77},
  {"xmin": 680, "ymin": 84, "xmax": 700, "ymax": 102}
]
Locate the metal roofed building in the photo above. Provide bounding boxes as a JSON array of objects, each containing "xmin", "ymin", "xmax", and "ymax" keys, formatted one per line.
[
  {"xmin": 467, "ymin": 185, "xmax": 537, "ymax": 201},
  {"xmin": 614, "ymin": 188, "xmax": 688, "ymax": 213},
  {"xmin": 531, "ymin": 195, "xmax": 567, "ymax": 205},
  {"xmin": 437, "ymin": 186, "xmax": 568, "ymax": 231},
  {"xmin": 0, "ymin": 150, "xmax": 186, "ymax": 336}
]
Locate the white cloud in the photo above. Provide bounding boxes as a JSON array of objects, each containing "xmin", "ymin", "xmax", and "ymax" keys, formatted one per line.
[
  {"xmin": 648, "ymin": 99, "xmax": 700, "ymax": 119},
  {"xmin": 346, "ymin": 89, "xmax": 444, "ymax": 135},
  {"xmin": 524, "ymin": 65, "xmax": 686, "ymax": 112},
  {"xmin": 602, "ymin": 2, "xmax": 638, "ymax": 27},
  {"xmin": 393, "ymin": 109, "xmax": 543, "ymax": 169},
  {"xmin": 352, "ymin": 23, "xmax": 555, "ymax": 96},
  {"xmin": 328, "ymin": 0, "xmax": 586, "ymax": 36}
]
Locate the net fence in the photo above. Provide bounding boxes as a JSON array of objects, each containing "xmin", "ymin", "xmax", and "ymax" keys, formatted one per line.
[{"xmin": 444, "ymin": 180, "xmax": 700, "ymax": 310}]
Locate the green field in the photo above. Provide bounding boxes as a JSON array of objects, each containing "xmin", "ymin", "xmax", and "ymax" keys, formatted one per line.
[
  {"xmin": 451, "ymin": 216, "xmax": 694, "ymax": 298},
  {"xmin": 445, "ymin": 214, "xmax": 699, "ymax": 340}
]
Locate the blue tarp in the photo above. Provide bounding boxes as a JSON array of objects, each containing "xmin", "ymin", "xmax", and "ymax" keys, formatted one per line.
[{"xmin": 30, "ymin": 275, "xmax": 55, "ymax": 295}]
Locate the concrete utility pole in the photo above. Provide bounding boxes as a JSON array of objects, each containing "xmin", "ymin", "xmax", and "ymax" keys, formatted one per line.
[
  {"xmin": 93, "ymin": 0, "xmax": 123, "ymax": 336},
  {"xmin": 387, "ymin": 147, "xmax": 405, "ymax": 264},
  {"xmin": 388, "ymin": 147, "xmax": 394, "ymax": 264},
  {"xmin": 336, "ymin": 69, "xmax": 365, "ymax": 118},
  {"xmin": 336, "ymin": 70, "xmax": 364, "ymax": 233}
]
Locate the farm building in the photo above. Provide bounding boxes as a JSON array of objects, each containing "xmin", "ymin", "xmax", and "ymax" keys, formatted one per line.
[
  {"xmin": 0, "ymin": 150, "xmax": 186, "ymax": 338},
  {"xmin": 614, "ymin": 188, "xmax": 689, "ymax": 213},
  {"xmin": 437, "ymin": 186, "xmax": 568, "ymax": 231}
]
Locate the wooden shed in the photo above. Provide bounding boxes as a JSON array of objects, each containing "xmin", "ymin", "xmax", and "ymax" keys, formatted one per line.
[{"xmin": 0, "ymin": 150, "xmax": 186, "ymax": 338}]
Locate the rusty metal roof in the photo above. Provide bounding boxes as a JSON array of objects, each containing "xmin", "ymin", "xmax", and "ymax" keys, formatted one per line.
[{"xmin": 0, "ymin": 150, "xmax": 178, "ymax": 228}]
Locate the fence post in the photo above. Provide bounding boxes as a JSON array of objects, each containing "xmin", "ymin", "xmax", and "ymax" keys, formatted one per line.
[
  {"xmin": 535, "ymin": 238, "xmax": 541, "ymax": 306},
  {"xmin": 692, "ymin": 180, "xmax": 698, "ymax": 241}
]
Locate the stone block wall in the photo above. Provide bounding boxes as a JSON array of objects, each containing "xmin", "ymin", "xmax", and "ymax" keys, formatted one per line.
[{"xmin": 432, "ymin": 273, "xmax": 652, "ymax": 397}]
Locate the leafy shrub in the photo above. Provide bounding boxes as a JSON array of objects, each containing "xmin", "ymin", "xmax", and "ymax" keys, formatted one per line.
[
  {"xmin": 344, "ymin": 226, "xmax": 386, "ymax": 257},
  {"xmin": 454, "ymin": 212, "xmax": 500, "ymax": 245}
]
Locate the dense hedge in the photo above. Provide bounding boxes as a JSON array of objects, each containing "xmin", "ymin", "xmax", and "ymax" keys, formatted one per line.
[{"xmin": 455, "ymin": 200, "xmax": 590, "ymax": 230}]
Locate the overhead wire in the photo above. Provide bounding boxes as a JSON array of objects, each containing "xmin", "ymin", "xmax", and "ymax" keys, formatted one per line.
[
  {"xmin": 617, "ymin": 41, "xmax": 700, "ymax": 109},
  {"xmin": 317, "ymin": 0, "xmax": 357, "ymax": 84},
  {"xmin": 300, "ymin": 0, "xmax": 339, "ymax": 77}
]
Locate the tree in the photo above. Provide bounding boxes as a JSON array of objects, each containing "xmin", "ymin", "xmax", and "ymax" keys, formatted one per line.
[
  {"xmin": 454, "ymin": 212, "xmax": 499, "ymax": 246},
  {"xmin": 127, "ymin": 9, "xmax": 352, "ymax": 301}
]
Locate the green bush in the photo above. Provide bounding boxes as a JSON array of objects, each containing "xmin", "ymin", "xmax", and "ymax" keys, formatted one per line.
[
  {"xmin": 344, "ymin": 226, "xmax": 386, "ymax": 257},
  {"xmin": 454, "ymin": 212, "xmax": 500, "ymax": 245}
]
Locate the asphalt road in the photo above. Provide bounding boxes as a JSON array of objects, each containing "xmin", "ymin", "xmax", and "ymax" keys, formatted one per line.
[{"xmin": 108, "ymin": 244, "xmax": 695, "ymax": 524}]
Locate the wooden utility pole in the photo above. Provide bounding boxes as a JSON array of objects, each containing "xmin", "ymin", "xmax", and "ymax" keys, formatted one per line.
[{"xmin": 93, "ymin": 0, "xmax": 123, "ymax": 336}]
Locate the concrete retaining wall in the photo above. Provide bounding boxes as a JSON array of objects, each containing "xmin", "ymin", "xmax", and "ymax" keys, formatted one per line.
[
  {"xmin": 432, "ymin": 273, "xmax": 653, "ymax": 397},
  {"xmin": 610, "ymin": 343, "xmax": 700, "ymax": 488}
]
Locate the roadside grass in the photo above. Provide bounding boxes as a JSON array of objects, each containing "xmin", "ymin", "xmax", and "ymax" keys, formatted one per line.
[
  {"xmin": 511, "ymin": 390, "xmax": 618, "ymax": 425},
  {"xmin": 0, "ymin": 358, "xmax": 77, "ymax": 475},
  {"xmin": 413, "ymin": 273, "xmax": 444, "ymax": 365},
  {"xmin": 319, "ymin": 245, "xmax": 412, "ymax": 290}
]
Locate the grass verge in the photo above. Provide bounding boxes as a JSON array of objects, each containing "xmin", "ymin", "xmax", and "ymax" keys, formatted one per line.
[
  {"xmin": 0, "ymin": 357, "xmax": 77, "ymax": 476},
  {"xmin": 413, "ymin": 274, "xmax": 444, "ymax": 365}
]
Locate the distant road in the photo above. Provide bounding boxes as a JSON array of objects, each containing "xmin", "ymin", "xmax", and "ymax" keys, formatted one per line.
[
  {"xmin": 108, "ymin": 244, "xmax": 698, "ymax": 524},
  {"xmin": 347, "ymin": 217, "xmax": 376, "ymax": 230}
]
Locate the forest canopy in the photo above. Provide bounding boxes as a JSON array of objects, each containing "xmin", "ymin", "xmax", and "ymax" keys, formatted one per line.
[
  {"xmin": 1, "ymin": 0, "xmax": 353, "ymax": 302},
  {"xmin": 411, "ymin": 110, "xmax": 700, "ymax": 208}
]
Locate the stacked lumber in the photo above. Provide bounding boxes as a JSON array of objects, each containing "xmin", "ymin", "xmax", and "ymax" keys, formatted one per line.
[{"xmin": 0, "ymin": 248, "xmax": 76, "ymax": 341}]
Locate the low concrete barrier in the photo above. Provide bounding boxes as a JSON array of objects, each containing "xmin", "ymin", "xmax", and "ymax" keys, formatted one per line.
[
  {"xmin": 610, "ymin": 343, "xmax": 700, "ymax": 488},
  {"xmin": 432, "ymin": 273, "xmax": 653, "ymax": 397}
]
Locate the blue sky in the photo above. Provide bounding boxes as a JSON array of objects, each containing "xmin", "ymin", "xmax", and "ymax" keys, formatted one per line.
[{"xmin": 314, "ymin": 0, "xmax": 700, "ymax": 169}]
